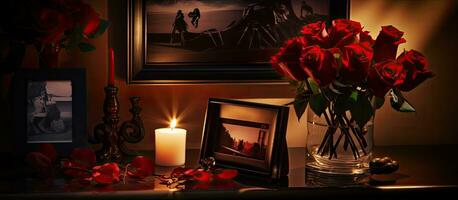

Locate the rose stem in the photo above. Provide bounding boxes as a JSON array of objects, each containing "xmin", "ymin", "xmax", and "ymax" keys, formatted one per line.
[
  {"xmin": 343, "ymin": 116, "xmax": 367, "ymax": 154},
  {"xmin": 341, "ymin": 117, "xmax": 367, "ymax": 155},
  {"xmin": 343, "ymin": 138, "xmax": 349, "ymax": 151},
  {"xmin": 346, "ymin": 116, "xmax": 368, "ymax": 147},
  {"xmin": 338, "ymin": 116, "xmax": 359, "ymax": 159},
  {"xmin": 320, "ymin": 107, "xmax": 334, "ymax": 156},
  {"xmin": 330, "ymin": 128, "xmax": 344, "ymax": 159}
]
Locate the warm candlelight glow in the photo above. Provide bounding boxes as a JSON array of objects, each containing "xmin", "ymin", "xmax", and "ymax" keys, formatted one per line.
[{"xmin": 170, "ymin": 118, "xmax": 177, "ymax": 129}]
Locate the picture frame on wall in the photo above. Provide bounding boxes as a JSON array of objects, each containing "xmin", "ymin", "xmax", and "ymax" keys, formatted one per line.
[
  {"xmin": 200, "ymin": 98, "xmax": 289, "ymax": 181},
  {"xmin": 127, "ymin": 0, "xmax": 350, "ymax": 84},
  {"xmin": 13, "ymin": 68, "xmax": 87, "ymax": 157}
]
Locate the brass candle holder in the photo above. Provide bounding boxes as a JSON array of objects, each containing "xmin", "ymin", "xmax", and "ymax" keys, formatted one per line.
[{"xmin": 91, "ymin": 85, "xmax": 145, "ymax": 162}]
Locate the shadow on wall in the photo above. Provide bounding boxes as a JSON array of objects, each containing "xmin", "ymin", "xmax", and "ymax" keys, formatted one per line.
[{"xmin": 352, "ymin": 0, "xmax": 458, "ymax": 145}]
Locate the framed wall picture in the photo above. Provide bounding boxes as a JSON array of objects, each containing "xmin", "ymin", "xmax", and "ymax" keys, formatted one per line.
[
  {"xmin": 127, "ymin": 0, "xmax": 350, "ymax": 84},
  {"xmin": 200, "ymin": 98, "xmax": 289, "ymax": 180},
  {"xmin": 13, "ymin": 68, "xmax": 87, "ymax": 157}
]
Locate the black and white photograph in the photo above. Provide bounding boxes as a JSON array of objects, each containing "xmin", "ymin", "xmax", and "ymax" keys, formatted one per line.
[
  {"xmin": 217, "ymin": 118, "xmax": 270, "ymax": 160},
  {"xmin": 26, "ymin": 81, "xmax": 72, "ymax": 143},
  {"xmin": 146, "ymin": 0, "xmax": 331, "ymax": 64}
]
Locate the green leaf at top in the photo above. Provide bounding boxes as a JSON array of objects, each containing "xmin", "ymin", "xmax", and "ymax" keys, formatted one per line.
[
  {"xmin": 88, "ymin": 19, "xmax": 110, "ymax": 39},
  {"xmin": 294, "ymin": 92, "xmax": 309, "ymax": 120},
  {"xmin": 349, "ymin": 90, "xmax": 358, "ymax": 104},
  {"xmin": 390, "ymin": 89, "xmax": 416, "ymax": 112},
  {"xmin": 307, "ymin": 78, "xmax": 320, "ymax": 94},
  {"xmin": 78, "ymin": 42, "xmax": 96, "ymax": 52},
  {"xmin": 65, "ymin": 26, "xmax": 84, "ymax": 49},
  {"xmin": 309, "ymin": 94, "xmax": 328, "ymax": 116},
  {"xmin": 350, "ymin": 93, "xmax": 374, "ymax": 128}
]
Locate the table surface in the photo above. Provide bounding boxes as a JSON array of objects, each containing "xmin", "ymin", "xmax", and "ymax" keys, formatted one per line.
[{"xmin": 1, "ymin": 145, "xmax": 457, "ymax": 199}]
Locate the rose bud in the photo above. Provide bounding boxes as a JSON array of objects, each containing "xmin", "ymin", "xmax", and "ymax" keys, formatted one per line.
[
  {"xmin": 300, "ymin": 46, "xmax": 339, "ymax": 86},
  {"xmin": 79, "ymin": 3, "xmax": 102, "ymax": 37},
  {"xmin": 271, "ymin": 37, "xmax": 309, "ymax": 81},
  {"xmin": 397, "ymin": 50, "xmax": 434, "ymax": 91},
  {"xmin": 341, "ymin": 43, "xmax": 374, "ymax": 83},
  {"xmin": 92, "ymin": 163, "xmax": 120, "ymax": 184},
  {"xmin": 300, "ymin": 21, "xmax": 329, "ymax": 46},
  {"xmin": 367, "ymin": 60, "xmax": 406, "ymax": 97},
  {"xmin": 373, "ymin": 25, "xmax": 406, "ymax": 63},
  {"xmin": 328, "ymin": 19, "xmax": 363, "ymax": 48}
]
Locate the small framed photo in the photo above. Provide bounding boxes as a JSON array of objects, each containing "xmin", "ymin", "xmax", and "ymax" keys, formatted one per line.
[
  {"xmin": 13, "ymin": 69, "xmax": 87, "ymax": 157},
  {"xmin": 200, "ymin": 98, "xmax": 289, "ymax": 180}
]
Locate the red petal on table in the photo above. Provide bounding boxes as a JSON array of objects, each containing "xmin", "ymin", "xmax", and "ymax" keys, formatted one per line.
[
  {"xmin": 37, "ymin": 144, "xmax": 57, "ymax": 163},
  {"xmin": 190, "ymin": 182, "xmax": 210, "ymax": 190},
  {"xmin": 70, "ymin": 148, "xmax": 96, "ymax": 168},
  {"xmin": 92, "ymin": 163, "xmax": 120, "ymax": 185},
  {"xmin": 61, "ymin": 160, "xmax": 91, "ymax": 178},
  {"xmin": 193, "ymin": 171, "xmax": 211, "ymax": 182},
  {"xmin": 127, "ymin": 156, "xmax": 154, "ymax": 178},
  {"xmin": 171, "ymin": 167, "xmax": 193, "ymax": 178},
  {"xmin": 213, "ymin": 169, "xmax": 238, "ymax": 180},
  {"xmin": 25, "ymin": 152, "xmax": 53, "ymax": 178}
]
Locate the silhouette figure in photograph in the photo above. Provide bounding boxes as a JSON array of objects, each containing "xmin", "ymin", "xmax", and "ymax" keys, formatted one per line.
[
  {"xmin": 238, "ymin": 139, "xmax": 244, "ymax": 152},
  {"xmin": 300, "ymin": 0, "xmax": 314, "ymax": 18},
  {"xmin": 188, "ymin": 8, "xmax": 201, "ymax": 28},
  {"xmin": 170, "ymin": 10, "xmax": 188, "ymax": 46}
]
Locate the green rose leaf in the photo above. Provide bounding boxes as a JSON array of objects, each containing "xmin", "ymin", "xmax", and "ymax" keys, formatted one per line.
[
  {"xmin": 350, "ymin": 93, "xmax": 374, "ymax": 128},
  {"xmin": 307, "ymin": 78, "xmax": 320, "ymax": 94},
  {"xmin": 88, "ymin": 19, "xmax": 110, "ymax": 39},
  {"xmin": 309, "ymin": 94, "xmax": 328, "ymax": 116},
  {"xmin": 65, "ymin": 26, "xmax": 84, "ymax": 49},
  {"xmin": 78, "ymin": 42, "xmax": 96, "ymax": 52},
  {"xmin": 390, "ymin": 89, "xmax": 416, "ymax": 112},
  {"xmin": 334, "ymin": 90, "xmax": 358, "ymax": 114},
  {"xmin": 294, "ymin": 92, "xmax": 309, "ymax": 120}
]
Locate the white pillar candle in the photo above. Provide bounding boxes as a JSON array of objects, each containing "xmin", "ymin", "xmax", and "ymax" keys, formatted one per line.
[{"xmin": 155, "ymin": 119, "xmax": 187, "ymax": 166}]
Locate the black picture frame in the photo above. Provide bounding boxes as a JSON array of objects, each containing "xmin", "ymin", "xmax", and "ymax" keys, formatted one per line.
[
  {"xmin": 12, "ymin": 68, "xmax": 87, "ymax": 158},
  {"xmin": 200, "ymin": 98, "xmax": 289, "ymax": 181},
  {"xmin": 127, "ymin": 0, "xmax": 350, "ymax": 84}
]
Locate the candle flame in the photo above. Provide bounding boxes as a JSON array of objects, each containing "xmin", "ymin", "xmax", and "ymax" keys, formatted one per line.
[{"xmin": 170, "ymin": 118, "xmax": 177, "ymax": 129}]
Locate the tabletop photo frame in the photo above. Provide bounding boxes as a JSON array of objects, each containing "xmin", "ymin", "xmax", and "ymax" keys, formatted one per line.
[
  {"xmin": 13, "ymin": 68, "xmax": 87, "ymax": 157},
  {"xmin": 200, "ymin": 98, "xmax": 289, "ymax": 181},
  {"xmin": 127, "ymin": 0, "xmax": 350, "ymax": 84}
]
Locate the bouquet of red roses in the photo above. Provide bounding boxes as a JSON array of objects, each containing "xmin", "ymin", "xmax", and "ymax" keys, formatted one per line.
[{"xmin": 271, "ymin": 19, "xmax": 434, "ymax": 160}]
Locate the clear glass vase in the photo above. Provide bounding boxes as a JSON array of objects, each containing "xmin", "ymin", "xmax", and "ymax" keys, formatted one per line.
[{"xmin": 305, "ymin": 104, "xmax": 374, "ymax": 175}]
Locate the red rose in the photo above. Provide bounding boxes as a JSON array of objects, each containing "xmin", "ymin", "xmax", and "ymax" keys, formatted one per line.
[
  {"xmin": 70, "ymin": 148, "xmax": 96, "ymax": 168},
  {"xmin": 128, "ymin": 156, "xmax": 154, "ymax": 179},
  {"xmin": 328, "ymin": 19, "xmax": 362, "ymax": 48},
  {"xmin": 397, "ymin": 50, "xmax": 434, "ymax": 91},
  {"xmin": 300, "ymin": 21, "xmax": 328, "ymax": 46},
  {"xmin": 300, "ymin": 45, "xmax": 339, "ymax": 86},
  {"xmin": 368, "ymin": 60, "xmax": 406, "ymax": 97},
  {"xmin": 341, "ymin": 43, "xmax": 373, "ymax": 83},
  {"xmin": 25, "ymin": 152, "xmax": 53, "ymax": 178},
  {"xmin": 271, "ymin": 37, "xmax": 309, "ymax": 81},
  {"xmin": 360, "ymin": 31, "xmax": 375, "ymax": 47},
  {"xmin": 373, "ymin": 25, "xmax": 406, "ymax": 62},
  {"xmin": 37, "ymin": 143, "xmax": 57, "ymax": 163},
  {"xmin": 34, "ymin": 7, "xmax": 71, "ymax": 44},
  {"xmin": 78, "ymin": 3, "xmax": 102, "ymax": 36},
  {"xmin": 92, "ymin": 163, "xmax": 120, "ymax": 184}
]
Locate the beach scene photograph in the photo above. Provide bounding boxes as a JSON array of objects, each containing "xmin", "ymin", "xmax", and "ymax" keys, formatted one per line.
[{"xmin": 146, "ymin": 0, "xmax": 330, "ymax": 64}]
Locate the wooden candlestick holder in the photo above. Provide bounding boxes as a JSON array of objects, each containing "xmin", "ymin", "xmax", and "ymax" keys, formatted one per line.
[{"xmin": 90, "ymin": 85, "xmax": 145, "ymax": 162}]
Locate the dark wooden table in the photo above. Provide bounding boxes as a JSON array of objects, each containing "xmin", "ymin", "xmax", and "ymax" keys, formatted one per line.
[{"xmin": 1, "ymin": 145, "xmax": 457, "ymax": 199}]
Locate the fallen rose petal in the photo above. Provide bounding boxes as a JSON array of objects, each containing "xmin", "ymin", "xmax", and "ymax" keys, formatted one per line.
[
  {"xmin": 92, "ymin": 163, "xmax": 120, "ymax": 185},
  {"xmin": 128, "ymin": 156, "xmax": 154, "ymax": 178},
  {"xmin": 193, "ymin": 170, "xmax": 211, "ymax": 182},
  {"xmin": 61, "ymin": 160, "xmax": 91, "ymax": 178},
  {"xmin": 70, "ymin": 148, "xmax": 96, "ymax": 169},
  {"xmin": 171, "ymin": 167, "xmax": 194, "ymax": 178},
  {"xmin": 213, "ymin": 169, "xmax": 238, "ymax": 181},
  {"xmin": 25, "ymin": 152, "xmax": 53, "ymax": 178},
  {"xmin": 37, "ymin": 143, "xmax": 57, "ymax": 163}
]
